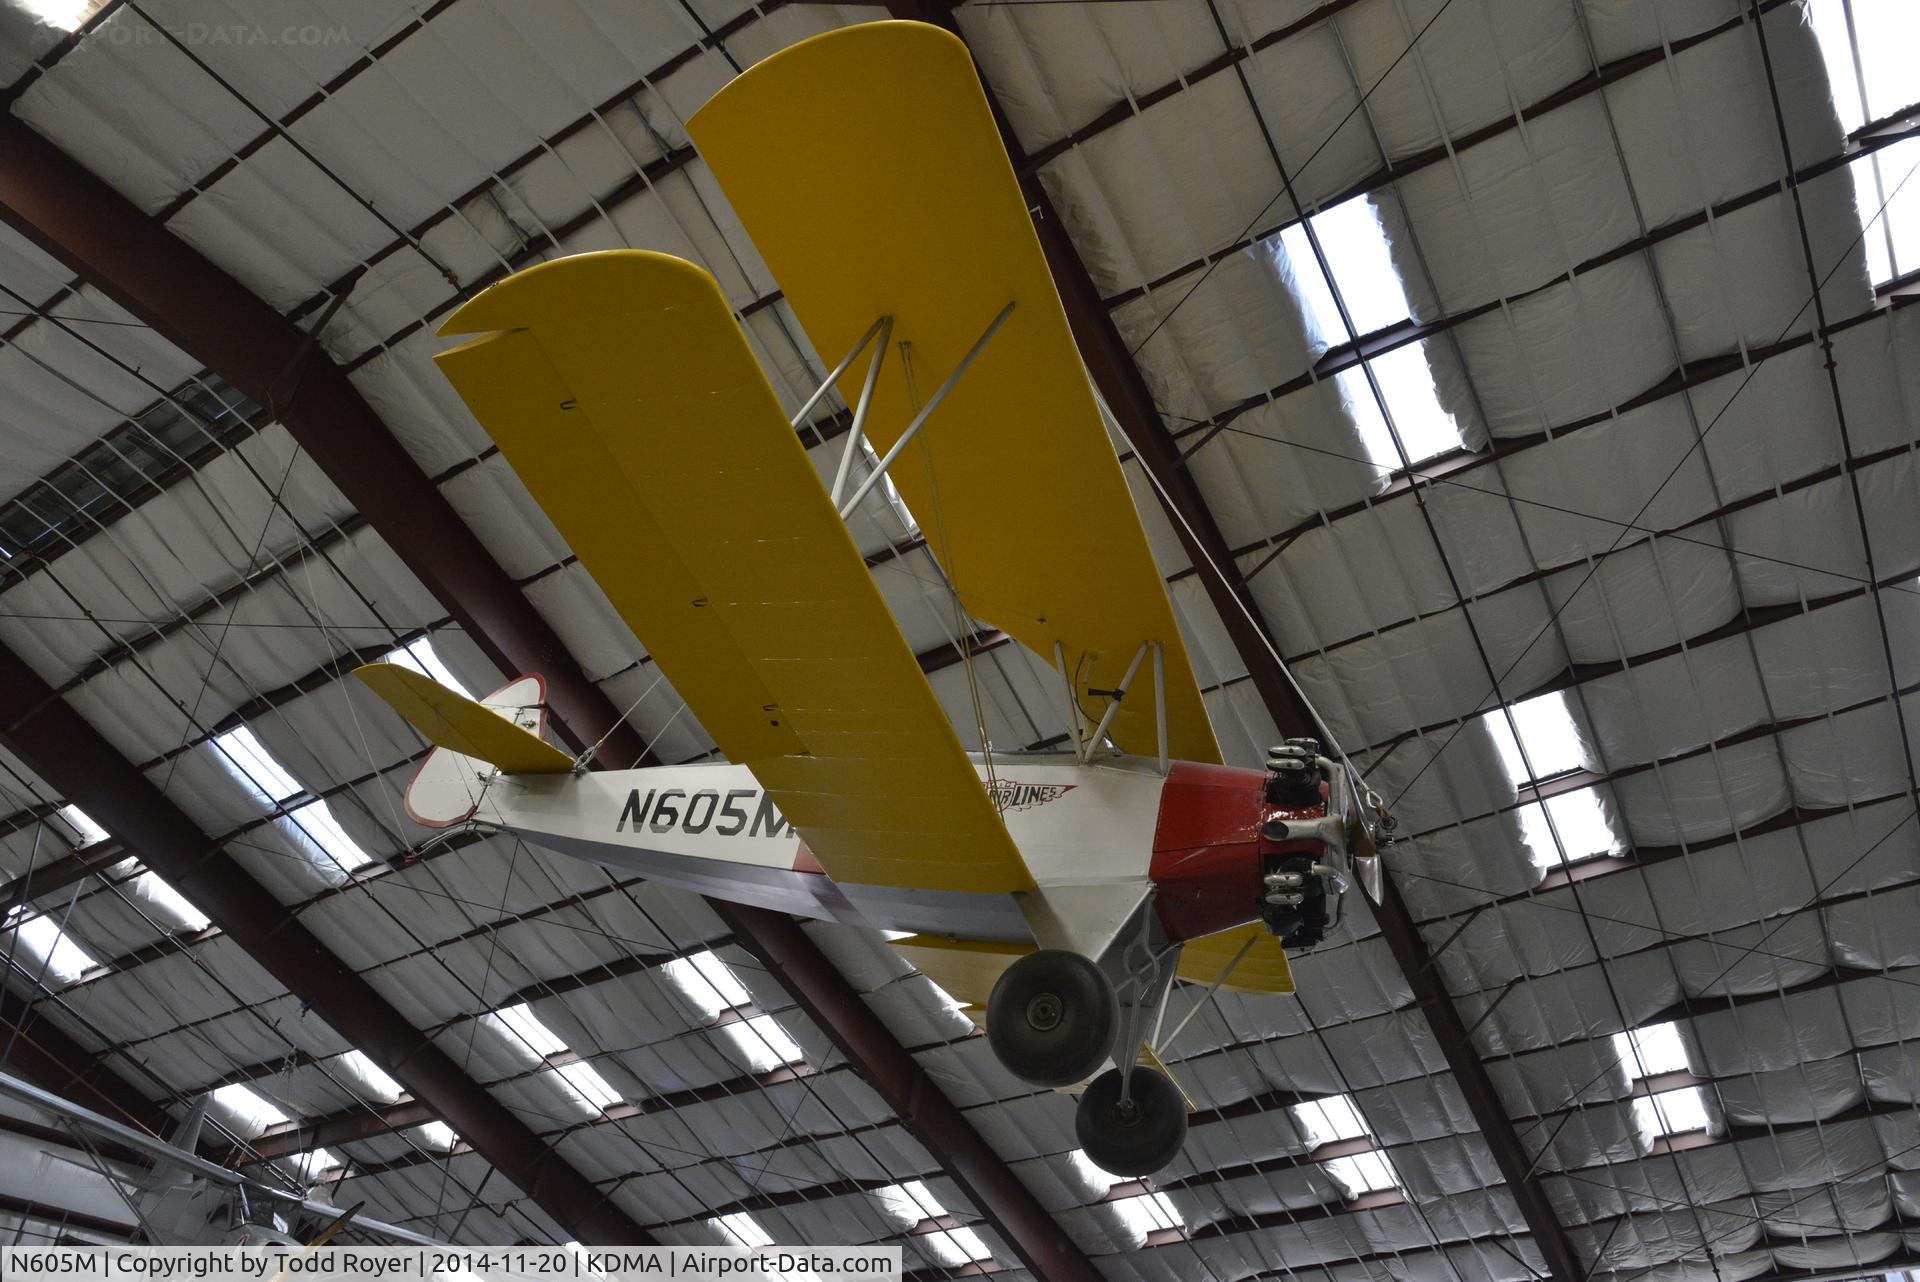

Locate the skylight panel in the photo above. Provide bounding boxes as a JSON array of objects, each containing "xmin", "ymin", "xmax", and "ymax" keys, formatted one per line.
[
  {"xmin": 876, "ymin": 1180, "xmax": 943, "ymax": 1222},
  {"xmin": 5, "ymin": 908, "xmax": 97, "ymax": 984},
  {"xmin": 1613, "ymin": 1022, "xmax": 1690, "ymax": 1079},
  {"xmin": 878, "ymin": 1182, "xmax": 993, "ymax": 1266},
  {"xmin": 1067, "ymin": 1148, "xmax": 1113, "ymax": 1188},
  {"xmin": 1273, "ymin": 194, "xmax": 1466, "ymax": 470},
  {"xmin": 287, "ymin": 1148, "xmax": 341, "ymax": 1181},
  {"xmin": 663, "ymin": 949, "xmax": 753, "ymax": 1019},
  {"xmin": 1849, "ymin": 0, "xmax": 1920, "ymax": 121},
  {"xmin": 1876, "ymin": 137, "xmax": 1920, "ymax": 280},
  {"xmin": 412, "ymin": 1121, "xmax": 457, "ymax": 1151},
  {"xmin": 712, "ymin": 1212, "xmax": 773, "ymax": 1249},
  {"xmin": 384, "ymin": 637, "xmax": 471, "ymax": 697},
  {"xmin": 208, "ymin": 1083, "xmax": 289, "ymax": 1137},
  {"xmin": 918, "ymin": 1225, "xmax": 994, "ymax": 1268},
  {"xmin": 1291, "ymin": 1093, "xmax": 1370, "ymax": 1147},
  {"xmin": 132, "ymin": 872, "xmax": 209, "ymax": 933},
  {"xmin": 337, "ymin": 1049, "xmax": 403, "ymax": 1102},
  {"xmin": 1336, "ymin": 358, "xmax": 1463, "ymax": 471},
  {"xmin": 488, "ymin": 1002, "xmax": 570, "ymax": 1059},
  {"xmin": 1484, "ymin": 691, "xmax": 1586, "ymax": 786},
  {"xmin": 553, "ymin": 1059, "xmax": 622, "ymax": 1112},
  {"xmin": 1517, "ymin": 787, "xmax": 1621, "ymax": 867},
  {"xmin": 1072, "ymin": 1150, "xmax": 1185, "ymax": 1239},
  {"xmin": 1110, "ymin": 1191, "xmax": 1183, "ymax": 1237},
  {"xmin": 1369, "ymin": 342, "xmax": 1465, "ymax": 464},
  {"xmin": 1634, "ymin": 1086, "xmax": 1710, "ymax": 1138},
  {"xmin": 1323, "ymin": 1150, "xmax": 1400, "ymax": 1195},
  {"xmin": 22, "ymin": 0, "xmax": 94, "ymax": 30},
  {"xmin": 1338, "ymin": 367, "xmax": 1400, "ymax": 469},
  {"xmin": 1307, "ymin": 196, "xmax": 1411, "ymax": 337},
  {"xmin": 57, "ymin": 805, "xmax": 107, "ymax": 848},
  {"xmin": 1809, "ymin": 0, "xmax": 1920, "ymax": 283},
  {"xmin": 1276, "ymin": 224, "xmax": 1346, "ymax": 349},
  {"xmin": 1809, "ymin": 0, "xmax": 1868, "ymax": 135},
  {"xmin": 214, "ymin": 727, "xmax": 302, "ymax": 805},
  {"xmin": 285, "ymin": 800, "xmax": 369, "ymax": 879},
  {"xmin": 1274, "ymin": 196, "xmax": 1413, "ymax": 352},
  {"xmin": 721, "ymin": 1013, "xmax": 805, "ymax": 1073}
]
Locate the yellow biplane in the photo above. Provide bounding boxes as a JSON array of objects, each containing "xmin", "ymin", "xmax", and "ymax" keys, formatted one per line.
[{"xmin": 353, "ymin": 20, "xmax": 1359, "ymax": 1177}]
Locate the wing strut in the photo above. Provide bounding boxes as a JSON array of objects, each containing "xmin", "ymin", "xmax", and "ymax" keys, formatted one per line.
[
  {"xmin": 838, "ymin": 300, "xmax": 1015, "ymax": 517},
  {"xmin": 791, "ymin": 313, "xmax": 890, "ymax": 430},
  {"xmin": 829, "ymin": 315, "xmax": 894, "ymax": 506},
  {"xmin": 1154, "ymin": 932, "xmax": 1257, "ymax": 1056}
]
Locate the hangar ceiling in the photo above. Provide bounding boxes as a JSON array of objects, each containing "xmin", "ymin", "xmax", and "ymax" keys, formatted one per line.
[{"xmin": 0, "ymin": 3, "xmax": 1914, "ymax": 1282}]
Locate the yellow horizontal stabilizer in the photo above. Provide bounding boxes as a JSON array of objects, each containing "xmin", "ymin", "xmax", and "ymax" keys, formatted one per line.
[
  {"xmin": 886, "ymin": 934, "xmax": 1033, "ymax": 1011},
  {"xmin": 688, "ymin": 21, "xmax": 1220, "ymax": 766},
  {"xmin": 1176, "ymin": 923, "xmax": 1295, "ymax": 995},
  {"xmin": 354, "ymin": 663, "xmax": 574, "ymax": 775},
  {"xmin": 436, "ymin": 251, "xmax": 1033, "ymax": 896}
]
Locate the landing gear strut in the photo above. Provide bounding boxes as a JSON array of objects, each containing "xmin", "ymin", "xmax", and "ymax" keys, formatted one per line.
[
  {"xmin": 986, "ymin": 949, "xmax": 1119, "ymax": 1087},
  {"xmin": 1075, "ymin": 1064, "xmax": 1187, "ymax": 1177}
]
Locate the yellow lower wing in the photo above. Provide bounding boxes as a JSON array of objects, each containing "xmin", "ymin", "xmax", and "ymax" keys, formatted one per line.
[
  {"xmin": 435, "ymin": 251, "xmax": 1032, "ymax": 896},
  {"xmin": 1177, "ymin": 923, "xmax": 1295, "ymax": 995},
  {"xmin": 689, "ymin": 21, "xmax": 1220, "ymax": 766},
  {"xmin": 890, "ymin": 922, "xmax": 1292, "ymax": 1010},
  {"xmin": 354, "ymin": 662, "xmax": 574, "ymax": 775}
]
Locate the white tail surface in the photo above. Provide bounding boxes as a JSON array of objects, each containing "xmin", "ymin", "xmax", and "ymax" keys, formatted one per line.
[{"xmin": 404, "ymin": 674, "xmax": 550, "ymax": 827}]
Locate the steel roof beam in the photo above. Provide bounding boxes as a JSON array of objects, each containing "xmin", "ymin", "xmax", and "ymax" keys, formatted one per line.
[
  {"xmin": 0, "ymin": 840, "xmax": 127, "ymax": 915},
  {"xmin": 884, "ymin": 7, "xmax": 1585, "ymax": 1281},
  {"xmin": 0, "ymin": 111, "xmax": 1093, "ymax": 1282}
]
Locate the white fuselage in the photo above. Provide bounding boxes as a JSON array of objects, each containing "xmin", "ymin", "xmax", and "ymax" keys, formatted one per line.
[{"xmin": 471, "ymin": 752, "xmax": 1169, "ymax": 941}]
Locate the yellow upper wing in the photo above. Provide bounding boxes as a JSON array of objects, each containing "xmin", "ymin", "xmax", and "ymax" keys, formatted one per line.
[
  {"xmin": 436, "ymin": 251, "xmax": 1033, "ymax": 895},
  {"xmin": 688, "ymin": 21, "xmax": 1220, "ymax": 766}
]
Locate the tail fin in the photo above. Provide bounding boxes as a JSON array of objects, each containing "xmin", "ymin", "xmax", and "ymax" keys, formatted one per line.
[{"xmin": 355, "ymin": 664, "xmax": 574, "ymax": 828}]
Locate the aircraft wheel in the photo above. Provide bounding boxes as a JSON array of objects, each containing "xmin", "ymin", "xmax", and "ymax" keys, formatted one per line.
[
  {"xmin": 1075, "ymin": 1065, "xmax": 1188, "ymax": 1178},
  {"xmin": 986, "ymin": 949, "xmax": 1118, "ymax": 1086}
]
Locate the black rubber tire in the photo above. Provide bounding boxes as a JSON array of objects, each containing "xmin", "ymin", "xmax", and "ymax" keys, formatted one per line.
[
  {"xmin": 1075, "ymin": 1065, "xmax": 1189, "ymax": 1178},
  {"xmin": 985, "ymin": 949, "xmax": 1119, "ymax": 1087}
]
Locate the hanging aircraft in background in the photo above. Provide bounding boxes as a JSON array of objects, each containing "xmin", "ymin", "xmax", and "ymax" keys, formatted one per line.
[{"xmin": 353, "ymin": 21, "xmax": 1368, "ymax": 1178}]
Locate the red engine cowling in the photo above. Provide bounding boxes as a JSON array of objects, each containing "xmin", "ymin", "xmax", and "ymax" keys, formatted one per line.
[{"xmin": 1149, "ymin": 760, "xmax": 1332, "ymax": 943}]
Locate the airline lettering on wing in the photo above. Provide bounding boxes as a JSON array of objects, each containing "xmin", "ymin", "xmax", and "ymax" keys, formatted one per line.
[{"xmin": 615, "ymin": 788, "xmax": 792, "ymax": 838}]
